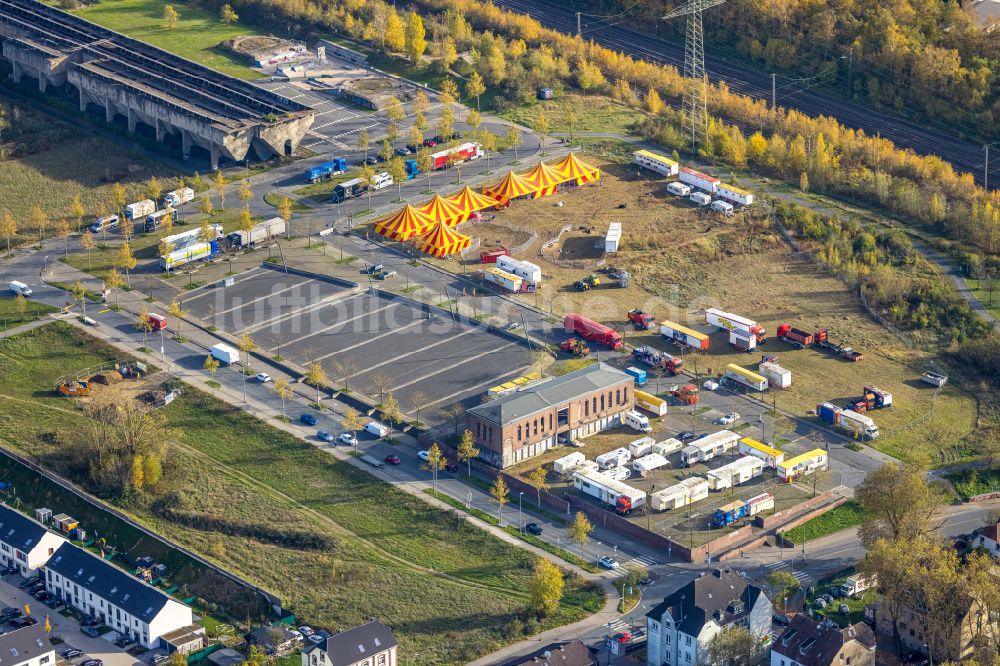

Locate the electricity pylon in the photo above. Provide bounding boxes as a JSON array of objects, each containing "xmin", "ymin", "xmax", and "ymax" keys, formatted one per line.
[{"xmin": 663, "ymin": 0, "xmax": 726, "ymax": 151}]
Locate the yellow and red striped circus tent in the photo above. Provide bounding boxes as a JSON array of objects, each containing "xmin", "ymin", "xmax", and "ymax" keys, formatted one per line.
[
  {"xmin": 442, "ymin": 186, "xmax": 501, "ymax": 224},
  {"xmin": 414, "ymin": 193, "xmax": 466, "ymax": 226},
  {"xmin": 520, "ymin": 161, "xmax": 564, "ymax": 198},
  {"xmin": 550, "ymin": 152, "xmax": 601, "ymax": 186},
  {"xmin": 414, "ymin": 220, "xmax": 472, "ymax": 257},
  {"xmin": 483, "ymin": 170, "xmax": 538, "ymax": 206},
  {"xmin": 373, "ymin": 204, "xmax": 435, "ymax": 241}
]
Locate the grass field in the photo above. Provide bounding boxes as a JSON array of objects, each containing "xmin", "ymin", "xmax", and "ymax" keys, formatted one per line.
[
  {"xmin": 946, "ymin": 469, "xmax": 1000, "ymax": 500},
  {"xmin": 0, "ymin": 323, "xmax": 604, "ymax": 662},
  {"xmin": 0, "ymin": 297, "xmax": 58, "ymax": 332},
  {"xmin": 74, "ymin": 0, "xmax": 258, "ymax": 80},
  {"xmin": 783, "ymin": 501, "xmax": 865, "ymax": 544},
  {"xmin": 293, "ymin": 174, "xmax": 357, "ymax": 203},
  {"xmin": 263, "ymin": 192, "xmax": 313, "ymax": 213},
  {"xmin": 966, "ymin": 279, "xmax": 1000, "ymax": 321},
  {"xmin": 500, "ymin": 94, "xmax": 642, "ymax": 137}
]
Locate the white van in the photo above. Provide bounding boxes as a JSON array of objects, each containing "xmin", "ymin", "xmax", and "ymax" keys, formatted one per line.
[
  {"xmin": 689, "ymin": 192, "xmax": 712, "ymax": 206},
  {"xmin": 90, "ymin": 214, "xmax": 120, "ymax": 233},
  {"xmin": 9, "ymin": 281, "xmax": 31, "ymax": 297},
  {"xmin": 710, "ymin": 200, "xmax": 735, "ymax": 216},
  {"xmin": 667, "ymin": 182, "xmax": 691, "ymax": 197},
  {"xmin": 364, "ymin": 421, "xmax": 390, "ymax": 438},
  {"xmin": 372, "ymin": 172, "xmax": 393, "ymax": 190}
]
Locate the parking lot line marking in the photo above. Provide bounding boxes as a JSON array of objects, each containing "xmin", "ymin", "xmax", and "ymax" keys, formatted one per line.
[
  {"xmin": 285, "ymin": 300, "xmax": 399, "ymax": 346},
  {"xmin": 420, "ymin": 363, "xmax": 531, "ymax": 410},
  {"xmin": 244, "ymin": 289, "xmax": 364, "ymax": 333},
  {"xmin": 180, "ymin": 267, "xmax": 268, "ymax": 304},
  {"xmin": 214, "ymin": 279, "xmax": 317, "ymax": 317},
  {"xmin": 313, "ymin": 317, "xmax": 425, "ymax": 361},
  {"xmin": 390, "ymin": 342, "xmax": 518, "ymax": 393},
  {"xmin": 341, "ymin": 326, "xmax": 477, "ymax": 371}
]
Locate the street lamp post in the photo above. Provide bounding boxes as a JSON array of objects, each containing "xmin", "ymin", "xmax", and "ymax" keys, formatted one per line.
[{"xmin": 518, "ymin": 492, "xmax": 524, "ymax": 533}]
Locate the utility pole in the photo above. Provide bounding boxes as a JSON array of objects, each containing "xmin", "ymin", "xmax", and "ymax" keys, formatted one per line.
[
  {"xmin": 576, "ymin": 12, "xmax": 581, "ymax": 37},
  {"xmin": 985, "ymin": 145, "xmax": 990, "ymax": 192},
  {"xmin": 771, "ymin": 73, "xmax": 776, "ymax": 110},
  {"xmin": 847, "ymin": 46, "xmax": 854, "ymax": 95}
]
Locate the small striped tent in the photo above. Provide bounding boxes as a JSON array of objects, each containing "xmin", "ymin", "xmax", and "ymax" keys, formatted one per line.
[
  {"xmin": 550, "ymin": 153, "xmax": 601, "ymax": 186},
  {"xmin": 414, "ymin": 220, "xmax": 472, "ymax": 257},
  {"xmin": 442, "ymin": 187, "xmax": 501, "ymax": 225},
  {"xmin": 373, "ymin": 204, "xmax": 434, "ymax": 241},
  {"xmin": 520, "ymin": 161, "xmax": 564, "ymax": 198},
  {"xmin": 483, "ymin": 170, "xmax": 539, "ymax": 206}
]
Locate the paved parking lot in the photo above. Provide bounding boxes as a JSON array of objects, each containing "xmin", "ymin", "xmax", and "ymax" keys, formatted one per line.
[
  {"xmin": 0, "ymin": 575, "xmax": 142, "ymax": 666},
  {"xmin": 183, "ymin": 266, "xmax": 533, "ymax": 412}
]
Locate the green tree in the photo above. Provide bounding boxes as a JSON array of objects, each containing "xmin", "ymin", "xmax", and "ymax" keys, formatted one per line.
[
  {"xmin": 71, "ymin": 280, "xmax": 87, "ymax": 318},
  {"xmin": 237, "ymin": 332, "xmax": 256, "ymax": 370},
  {"xmin": 213, "ymin": 169, "xmax": 226, "ymax": 210},
  {"xmin": 219, "ymin": 3, "xmax": 238, "ymax": 24},
  {"xmin": 528, "ymin": 558, "xmax": 564, "ymax": 617},
  {"xmin": 70, "ymin": 194, "xmax": 85, "ymax": 232},
  {"xmin": 767, "ymin": 571, "xmax": 799, "ymax": 611},
  {"xmin": 304, "ymin": 362, "xmax": 327, "ymax": 402},
  {"xmin": 382, "ymin": 392, "xmax": 403, "ymax": 437},
  {"xmin": 0, "ymin": 211, "xmax": 16, "ymax": 258},
  {"xmin": 167, "ymin": 298, "xmax": 186, "ymax": 338},
  {"xmin": 708, "ymin": 626, "xmax": 757, "ymax": 666},
  {"xmin": 135, "ymin": 305, "xmax": 154, "ymax": 348},
  {"xmin": 490, "ymin": 475, "xmax": 510, "ymax": 525},
  {"xmin": 342, "ymin": 408, "xmax": 365, "ymax": 450},
  {"xmin": 646, "ymin": 88, "xmax": 663, "ymax": 115},
  {"xmin": 272, "ymin": 378, "xmax": 292, "ymax": 420},
  {"xmin": 387, "ymin": 157, "xmax": 407, "ymax": 200},
  {"xmin": 438, "ymin": 36, "xmax": 458, "ymax": 73},
  {"xmin": 507, "ymin": 125, "xmax": 522, "ymax": 163},
  {"xmin": 146, "ymin": 176, "xmax": 162, "ymax": 203},
  {"xmin": 162, "ymin": 4, "xmax": 179, "ymax": 29},
  {"xmin": 856, "ymin": 460, "xmax": 942, "ymax": 547},
  {"xmin": 385, "ymin": 11, "xmax": 406, "ymax": 53},
  {"xmin": 404, "ymin": 11, "xmax": 426, "ymax": 63},
  {"xmin": 13, "ymin": 291, "xmax": 25, "ymax": 320},
  {"xmin": 115, "ymin": 243, "xmax": 136, "ymax": 287},
  {"xmin": 29, "ymin": 205, "xmax": 47, "ymax": 244},
  {"xmin": 568, "ymin": 511, "xmax": 593, "ymax": 556},
  {"xmin": 130, "ymin": 455, "xmax": 145, "ymax": 491},
  {"xmin": 465, "ymin": 71, "xmax": 486, "ymax": 111},
  {"xmin": 199, "ymin": 195, "xmax": 214, "ymax": 216},
  {"xmin": 457, "ymin": 429, "xmax": 479, "ymax": 477},
  {"xmin": 80, "ymin": 229, "xmax": 95, "ymax": 269},
  {"xmin": 203, "ymin": 354, "xmax": 220, "ymax": 376},
  {"xmin": 526, "ymin": 466, "xmax": 550, "ymax": 507},
  {"xmin": 55, "ymin": 219, "xmax": 71, "ymax": 256},
  {"xmin": 143, "ymin": 455, "xmax": 162, "ymax": 487},
  {"xmin": 358, "ymin": 164, "xmax": 376, "ymax": 209},
  {"xmin": 358, "ymin": 128, "xmax": 370, "ymax": 158},
  {"xmin": 423, "ymin": 442, "xmax": 446, "ymax": 493},
  {"xmin": 416, "ymin": 149, "xmax": 433, "ymax": 189}
]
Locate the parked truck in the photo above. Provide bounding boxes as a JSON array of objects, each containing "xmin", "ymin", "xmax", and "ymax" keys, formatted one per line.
[
  {"xmin": 660, "ymin": 319, "xmax": 709, "ymax": 351},
  {"xmin": 563, "ymin": 313, "xmax": 623, "ymax": 351},
  {"xmin": 162, "ymin": 224, "xmax": 223, "ymax": 251},
  {"xmin": 430, "ymin": 142, "xmax": 482, "ymax": 170},
  {"xmin": 627, "ymin": 309, "xmax": 656, "ymax": 330},
  {"xmin": 776, "ymin": 324, "xmax": 863, "ymax": 361},
  {"xmin": 850, "ymin": 386, "xmax": 893, "ymax": 414},
  {"xmin": 210, "ymin": 343, "xmax": 240, "ymax": 366},
  {"xmin": 705, "ymin": 307, "xmax": 767, "ymax": 344},
  {"xmin": 573, "ymin": 470, "xmax": 645, "ymax": 515},
  {"xmin": 559, "ymin": 337, "xmax": 590, "ymax": 357},
  {"xmin": 162, "ymin": 187, "xmax": 194, "ymax": 207},
  {"xmin": 304, "ymin": 158, "xmax": 348, "ymax": 183},
  {"xmin": 776, "ymin": 324, "xmax": 816, "ymax": 348},
  {"xmin": 841, "ymin": 574, "xmax": 876, "ymax": 597},
  {"xmin": 160, "ymin": 241, "xmax": 219, "ymax": 270},
  {"xmin": 724, "ymin": 364, "xmax": 769, "ymax": 391},
  {"xmin": 229, "ymin": 217, "xmax": 286, "ymax": 248},
  {"xmin": 711, "ymin": 492, "xmax": 775, "ymax": 528},
  {"xmin": 632, "ymin": 345, "xmax": 683, "ymax": 375},
  {"xmin": 332, "ymin": 178, "xmax": 365, "ymax": 202},
  {"xmin": 671, "ymin": 384, "xmax": 699, "ymax": 405},
  {"xmin": 817, "ymin": 402, "xmax": 880, "ymax": 439},
  {"xmin": 124, "ymin": 199, "xmax": 156, "ymax": 221}
]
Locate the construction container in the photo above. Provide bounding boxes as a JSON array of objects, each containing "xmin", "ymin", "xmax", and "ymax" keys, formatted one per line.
[
  {"xmin": 777, "ymin": 449, "xmax": 828, "ymax": 482},
  {"xmin": 496, "ymin": 255, "xmax": 542, "ymax": 284},
  {"xmin": 759, "ymin": 361, "xmax": 792, "ymax": 389},
  {"xmin": 651, "ymin": 477, "xmax": 709, "ymax": 511},
  {"xmin": 605, "ymin": 222, "xmax": 622, "ymax": 253},
  {"xmin": 717, "ymin": 183, "xmax": 754, "ymax": 206},
  {"xmin": 628, "ymin": 436, "xmax": 656, "ymax": 458},
  {"xmin": 633, "ymin": 150, "xmax": 679, "ymax": 177},
  {"xmin": 632, "ymin": 453, "xmax": 669, "ymax": 475},
  {"xmin": 706, "ymin": 456, "xmax": 765, "ymax": 491},
  {"xmin": 724, "ymin": 364, "xmax": 769, "ymax": 391},
  {"xmin": 553, "ymin": 452, "xmax": 586, "ymax": 475},
  {"xmin": 624, "ymin": 367, "xmax": 647, "ymax": 386},
  {"xmin": 634, "ymin": 390, "xmax": 668, "ymax": 417},
  {"xmin": 738, "ymin": 437, "xmax": 785, "ymax": 467},
  {"xmin": 678, "ymin": 167, "xmax": 720, "ymax": 193}
]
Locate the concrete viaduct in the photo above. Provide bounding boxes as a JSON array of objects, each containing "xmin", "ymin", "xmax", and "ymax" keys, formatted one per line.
[{"xmin": 0, "ymin": 0, "xmax": 315, "ymax": 168}]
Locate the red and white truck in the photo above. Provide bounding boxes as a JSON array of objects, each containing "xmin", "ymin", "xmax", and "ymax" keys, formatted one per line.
[
  {"xmin": 431, "ymin": 142, "xmax": 482, "ymax": 170},
  {"xmin": 705, "ymin": 308, "xmax": 767, "ymax": 344},
  {"xmin": 563, "ymin": 313, "xmax": 623, "ymax": 351}
]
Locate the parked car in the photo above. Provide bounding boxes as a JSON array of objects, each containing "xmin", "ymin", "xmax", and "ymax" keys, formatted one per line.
[
  {"xmin": 815, "ymin": 598, "xmax": 828, "ymax": 609},
  {"xmin": 405, "ymin": 144, "xmax": 418, "ymax": 153},
  {"xmin": 597, "ymin": 556, "xmax": 620, "ymax": 570},
  {"xmin": 2, "ymin": 566, "xmax": 18, "ymax": 576},
  {"xmin": 703, "ymin": 379, "xmax": 719, "ymax": 391},
  {"xmin": 451, "ymin": 131, "xmax": 463, "ymax": 140},
  {"xmin": 676, "ymin": 431, "xmax": 697, "ymax": 443},
  {"xmin": 0, "ymin": 607, "xmax": 21, "ymax": 619},
  {"xmin": 32, "ymin": 590, "xmax": 52, "ymax": 601},
  {"xmin": 364, "ymin": 156, "xmax": 378, "ymax": 166},
  {"xmin": 317, "ymin": 431, "xmax": 335, "ymax": 443},
  {"xmin": 366, "ymin": 263, "xmax": 384, "ymax": 275},
  {"xmin": 839, "ymin": 604, "xmax": 850, "ymax": 614},
  {"xmin": 443, "ymin": 461, "xmax": 458, "ymax": 473},
  {"xmin": 433, "ymin": 135, "xmax": 446, "ymax": 144},
  {"xmin": 80, "ymin": 626, "xmax": 100, "ymax": 638},
  {"xmin": 422, "ymin": 139, "xmax": 437, "ymax": 148},
  {"xmin": 255, "ymin": 372, "xmax": 272, "ymax": 383},
  {"xmin": 288, "ymin": 630, "xmax": 302, "ymax": 641},
  {"xmin": 81, "ymin": 616, "xmax": 101, "ymax": 627},
  {"xmin": 613, "ymin": 632, "xmax": 631, "ymax": 643},
  {"xmin": 417, "ymin": 450, "xmax": 430, "ymax": 462},
  {"xmin": 298, "ymin": 626, "xmax": 314, "ymax": 637},
  {"xmin": 338, "ymin": 433, "xmax": 358, "ymax": 446},
  {"xmin": 300, "ymin": 413, "xmax": 318, "ymax": 426},
  {"xmin": 376, "ymin": 270, "xmax": 397, "ymax": 280},
  {"xmin": 829, "ymin": 586, "xmax": 843, "ymax": 598},
  {"xmin": 307, "ymin": 635, "xmax": 324, "ymax": 645},
  {"xmin": 62, "ymin": 649, "xmax": 83, "ymax": 659},
  {"xmin": 17, "ymin": 577, "xmax": 38, "ymax": 589},
  {"xmin": 395, "ymin": 148, "xmax": 411, "ymax": 156},
  {"xmin": 81, "ymin": 659, "xmax": 103, "ymax": 666},
  {"xmin": 525, "ymin": 523, "xmax": 543, "ymax": 536},
  {"xmin": 384, "ymin": 454, "xmax": 401, "ymax": 465},
  {"xmin": 717, "ymin": 412, "xmax": 740, "ymax": 425},
  {"xmin": 773, "ymin": 614, "xmax": 791, "ymax": 626}
]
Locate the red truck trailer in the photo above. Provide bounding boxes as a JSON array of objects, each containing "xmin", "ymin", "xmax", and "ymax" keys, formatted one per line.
[
  {"xmin": 776, "ymin": 324, "xmax": 814, "ymax": 347},
  {"xmin": 563, "ymin": 313, "xmax": 623, "ymax": 351},
  {"xmin": 480, "ymin": 247, "xmax": 509, "ymax": 263},
  {"xmin": 148, "ymin": 313, "xmax": 167, "ymax": 331},
  {"xmin": 431, "ymin": 142, "xmax": 481, "ymax": 170}
]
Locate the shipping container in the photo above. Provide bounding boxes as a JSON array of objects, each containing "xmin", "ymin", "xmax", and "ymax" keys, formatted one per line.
[
  {"xmin": 633, "ymin": 453, "xmax": 669, "ymax": 475},
  {"xmin": 758, "ymin": 361, "xmax": 792, "ymax": 389},
  {"xmin": 660, "ymin": 319, "xmax": 709, "ymax": 351},
  {"xmin": 706, "ymin": 456, "xmax": 764, "ymax": 491},
  {"xmin": 651, "ymin": 477, "xmax": 709, "ymax": 511},
  {"xmin": 666, "ymin": 182, "xmax": 691, "ymax": 197},
  {"xmin": 711, "ymin": 492, "xmax": 774, "ymax": 527},
  {"xmin": 553, "ymin": 452, "xmax": 586, "ymax": 474},
  {"xmin": 717, "ymin": 183, "xmax": 754, "ymax": 206},
  {"xmin": 605, "ymin": 222, "xmax": 622, "ymax": 253},
  {"xmin": 724, "ymin": 364, "xmax": 769, "ymax": 391},
  {"xmin": 596, "ymin": 447, "xmax": 631, "ymax": 470},
  {"xmin": 738, "ymin": 437, "xmax": 785, "ymax": 467},
  {"xmin": 628, "ymin": 436, "xmax": 656, "ymax": 458},
  {"xmin": 777, "ymin": 449, "xmax": 828, "ymax": 482},
  {"xmin": 680, "ymin": 430, "xmax": 740, "ymax": 466},
  {"xmin": 678, "ymin": 167, "xmax": 721, "ymax": 193},
  {"xmin": 633, "ymin": 150, "xmax": 679, "ymax": 177},
  {"xmin": 634, "ymin": 389, "xmax": 668, "ymax": 417},
  {"xmin": 624, "ymin": 367, "xmax": 647, "ymax": 386}
]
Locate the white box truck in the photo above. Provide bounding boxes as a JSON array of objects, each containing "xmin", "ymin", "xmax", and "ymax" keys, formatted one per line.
[
  {"xmin": 125, "ymin": 199, "xmax": 156, "ymax": 221},
  {"xmin": 364, "ymin": 421, "xmax": 390, "ymax": 438},
  {"xmin": 623, "ymin": 410, "xmax": 652, "ymax": 432},
  {"xmin": 163, "ymin": 187, "xmax": 195, "ymax": 207},
  {"xmin": 210, "ymin": 343, "xmax": 240, "ymax": 365},
  {"xmin": 596, "ymin": 447, "xmax": 631, "ymax": 470},
  {"xmin": 8, "ymin": 281, "xmax": 31, "ymax": 296}
]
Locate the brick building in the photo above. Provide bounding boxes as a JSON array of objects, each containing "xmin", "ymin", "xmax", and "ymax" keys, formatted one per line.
[
  {"xmin": 467, "ymin": 363, "xmax": 634, "ymax": 468},
  {"xmin": 771, "ymin": 616, "xmax": 875, "ymax": 666}
]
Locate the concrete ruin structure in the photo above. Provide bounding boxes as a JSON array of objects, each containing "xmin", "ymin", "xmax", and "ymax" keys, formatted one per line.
[{"xmin": 0, "ymin": 0, "xmax": 315, "ymax": 168}]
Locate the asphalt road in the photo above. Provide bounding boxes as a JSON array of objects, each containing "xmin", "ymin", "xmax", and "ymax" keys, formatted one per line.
[{"xmin": 491, "ymin": 0, "xmax": 998, "ymax": 188}]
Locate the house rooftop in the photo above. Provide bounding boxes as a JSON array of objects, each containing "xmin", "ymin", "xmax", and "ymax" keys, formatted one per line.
[
  {"xmin": 0, "ymin": 504, "xmax": 54, "ymax": 553},
  {"xmin": 503, "ymin": 640, "xmax": 596, "ymax": 666},
  {"xmin": 305, "ymin": 621, "xmax": 397, "ymax": 666},
  {"xmin": 773, "ymin": 615, "xmax": 875, "ymax": 666},
  {"xmin": 468, "ymin": 362, "xmax": 633, "ymax": 425},
  {"xmin": 646, "ymin": 568, "xmax": 766, "ymax": 635},
  {"xmin": 0, "ymin": 623, "xmax": 52, "ymax": 666}
]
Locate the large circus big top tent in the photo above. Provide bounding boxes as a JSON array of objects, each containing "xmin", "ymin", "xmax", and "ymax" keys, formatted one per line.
[
  {"xmin": 414, "ymin": 220, "xmax": 472, "ymax": 257},
  {"xmin": 483, "ymin": 170, "xmax": 538, "ymax": 206},
  {"xmin": 550, "ymin": 153, "xmax": 601, "ymax": 185},
  {"xmin": 414, "ymin": 194, "xmax": 466, "ymax": 227},
  {"xmin": 520, "ymin": 161, "xmax": 564, "ymax": 198},
  {"xmin": 373, "ymin": 204, "xmax": 434, "ymax": 241},
  {"xmin": 442, "ymin": 186, "xmax": 501, "ymax": 224}
]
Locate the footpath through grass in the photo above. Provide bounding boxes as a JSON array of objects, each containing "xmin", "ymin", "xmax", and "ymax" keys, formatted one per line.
[
  {"xmin": 0, "ymin": 297, "xmax": 58, "ymax": 332},
  {"xmin": 0, "ymin": 323, "xmax": 603, "ymax": 662},
  {"xmin": 74, "ymin": 0, "xmax": 257, "ymax": 80},
  {"xmin": 783, "ymin": 500, "xmax": 865, "ymax": 544}
]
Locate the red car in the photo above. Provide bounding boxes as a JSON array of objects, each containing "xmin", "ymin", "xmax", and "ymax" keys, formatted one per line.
[
  {"xmin": 613, "ymin": 632, "xmax": 631, "ymax": 643},
  {"xmin": 384, "ymin": 454, "xmax": 401, "ymax": 465},
  {"xmin": 422, "ymin": 139, "xmax": 437, "ymax": 148}
]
